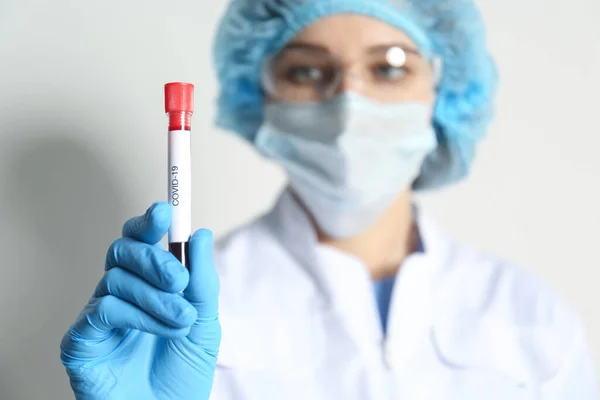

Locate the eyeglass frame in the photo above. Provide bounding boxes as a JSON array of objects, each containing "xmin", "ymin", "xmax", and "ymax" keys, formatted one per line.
[{"xmin": 260, "ymin": 44, "xmax": 443, "ymax": 102}]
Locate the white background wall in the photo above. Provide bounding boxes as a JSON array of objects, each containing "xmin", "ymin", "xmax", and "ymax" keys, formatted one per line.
[{"xmin": 0, "ymin": 0, "xmax": 598, "ymax": 398}]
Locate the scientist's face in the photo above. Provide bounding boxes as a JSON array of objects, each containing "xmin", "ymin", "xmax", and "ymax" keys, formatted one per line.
[
  {"xmin": 263, "ymin": 14, "xmax": 437, "ymax": 105},
  {"xmin": 256, "ymin": 15, "xmax": 439, "ymax": 239}
]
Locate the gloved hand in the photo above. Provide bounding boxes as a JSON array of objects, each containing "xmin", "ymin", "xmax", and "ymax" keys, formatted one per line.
[{"xmin": 60, "ymin": 202, "xmax": 221, "ymax": 400}]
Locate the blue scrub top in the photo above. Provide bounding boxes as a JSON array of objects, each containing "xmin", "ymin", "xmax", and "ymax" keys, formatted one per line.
[{"xmin": 373, "ymin": 232, "xmax": 424, "ymax": 335}]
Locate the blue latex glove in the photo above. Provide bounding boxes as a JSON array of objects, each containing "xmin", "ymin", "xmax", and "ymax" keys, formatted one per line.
[{"xmin": 60, "ymin": 202, "xmax": 221, "ymax": 400}]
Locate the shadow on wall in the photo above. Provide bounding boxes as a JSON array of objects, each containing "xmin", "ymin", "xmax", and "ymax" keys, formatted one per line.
[{"xmin": 0, "ymin": 134, "xmax": 128, "ymax": 400}]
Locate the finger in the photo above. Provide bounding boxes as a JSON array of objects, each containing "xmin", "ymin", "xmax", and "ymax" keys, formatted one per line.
[
  {"xmin": 122, "ymin": 202, "xmax": 171, "ymax": 245},
  {"xmin": 186, "ymin": 229, "xmax": 221, "ymax": 345},
  {"xmin": 106, "ymin": 237, "xmax": 189, "ymax": 293},
  {"xmin": 94, "ymin": 267, "xmax": 197, "ymax": 329},
  {"xmin": 71, "ymin": 295, "xmax": 191, "ymax": 341},
  {"xmin": 186, "ymin": 229, "xmax": 219, "ymax": 314}
]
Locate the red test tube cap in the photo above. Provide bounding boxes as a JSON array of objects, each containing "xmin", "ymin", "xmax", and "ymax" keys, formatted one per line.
[{"xmin": 165, "ymin": 82, "xmax": 195, "ymax": 114}]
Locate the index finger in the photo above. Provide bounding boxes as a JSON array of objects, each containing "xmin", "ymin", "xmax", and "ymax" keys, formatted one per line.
[
  {"xmin": 185, "ymin": 229, "xmax": 219, "ymax": 314},
  {"xmin": 185, "ymin": 229, "xmax": 221, "ymax": 346}
]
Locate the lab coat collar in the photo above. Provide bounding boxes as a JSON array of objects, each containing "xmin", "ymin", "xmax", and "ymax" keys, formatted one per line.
[
  {"xmin": 263, "ymin": 189, "xmax": 451, "ymax": 341},
  {"xmin": 264, "ymin": 188, "xmax": 450, "ymax": 276},
  {"xmin": 263, "ymin": 188, "xmax": 320, "ymax": 271},
  {"xmin": 269, "ymin": 192, "xmax": 381, "ymax": 342},
  {"xmin": 262, "ymin": 190, "xmax": 564, "ymax": 385}
]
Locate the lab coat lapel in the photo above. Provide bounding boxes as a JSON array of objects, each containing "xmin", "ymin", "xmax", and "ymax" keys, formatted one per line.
[
  {"xmin": 265, "ymin": 189, "xmax": 389, "ymax": 394},
  {"xmin": 267, "ymin": 188, "xmax": 382, "ymax": 335},
  {"xmin": 263, "ymin": 189, "xmax": 333, "ymax": 305},
  {"xmin": 384, "ymin": 211, "xmax": 450, "ymax": 371}
]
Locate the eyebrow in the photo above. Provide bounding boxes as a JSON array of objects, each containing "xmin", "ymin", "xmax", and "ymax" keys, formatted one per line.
[
  {"xmin": 284, "ymin": 42, "xmax": 328, "ymax": 52},
  {"xmin": 284, "ymin": 42, "xmax": 420, "ymax": 55}
]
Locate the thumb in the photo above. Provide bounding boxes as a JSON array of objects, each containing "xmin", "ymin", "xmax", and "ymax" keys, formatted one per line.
[
  {"xmin": 185, "ymin": 229, "xmax": 221, "ymax": 346},
  {"xmin": 122, "ymin": 202, "xmax": 171, "ymax": 245}
]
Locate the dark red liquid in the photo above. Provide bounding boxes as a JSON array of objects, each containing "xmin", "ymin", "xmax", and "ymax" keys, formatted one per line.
[{"xmin": 169, "ymin": 242, "xmax": 190, "ymax": 270}]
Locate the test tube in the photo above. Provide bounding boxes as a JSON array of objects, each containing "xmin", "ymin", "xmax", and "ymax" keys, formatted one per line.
[{"xmin": 165, "ymin": 82, "xmax": 194, "ymax": 269}]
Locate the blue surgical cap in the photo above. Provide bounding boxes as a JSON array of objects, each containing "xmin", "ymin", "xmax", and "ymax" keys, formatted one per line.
[{"xmin": 213, "ymin": 0, "xmax": 498, "ymax": 190}]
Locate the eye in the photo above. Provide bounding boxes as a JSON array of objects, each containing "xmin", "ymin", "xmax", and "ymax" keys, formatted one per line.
[
  {"xmin": 373, "ymin": 65, "xmax": 406, "ymax": 81},
  {"xmin": 284, "ymin": 66, "xmax": 324, "ymax": 84}
]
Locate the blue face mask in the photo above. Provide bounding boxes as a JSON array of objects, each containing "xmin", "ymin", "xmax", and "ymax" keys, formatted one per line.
[{"xmin": 255, "ymin": 92, "xmax": 437, "ymax": 239}]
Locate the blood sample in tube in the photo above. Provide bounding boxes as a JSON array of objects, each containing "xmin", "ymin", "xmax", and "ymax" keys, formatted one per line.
[{"xmin": 165, "ymin": 82, "xmax": 194, "ymax": 269}]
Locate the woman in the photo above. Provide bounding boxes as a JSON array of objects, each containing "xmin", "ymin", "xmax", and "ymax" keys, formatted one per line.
[{"xmin": 60, "ymin": 0, "xmax": 598, "ymax": 399}]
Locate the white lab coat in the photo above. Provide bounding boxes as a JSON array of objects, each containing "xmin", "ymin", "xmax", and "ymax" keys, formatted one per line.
[{"xmin": 210, "ymin": 191, "xmax": 597, "ymax": 399}]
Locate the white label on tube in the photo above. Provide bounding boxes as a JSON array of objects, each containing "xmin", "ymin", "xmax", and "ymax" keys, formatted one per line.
[{"xmin": 168, "ymin": 130, "xmax": 192, "ymax": 243}]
